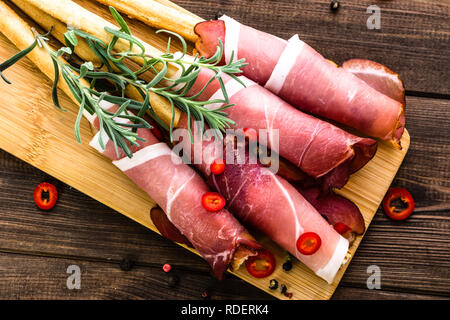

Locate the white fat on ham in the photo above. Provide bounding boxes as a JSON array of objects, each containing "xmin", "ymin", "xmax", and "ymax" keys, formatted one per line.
[
  {"xmin": 316, "ymin": 236, "xmax": 349, "ymax": 283},
  {"xmin": 265, "ymin": 169, "xmax": 304, "ymax": 243},
  {"xmin": 164, "ymin": 171, "xmax": 196, "ymax": 219},
  {"xmin": 265, "ymin": 34, "xmax": 305, "ymax": 94},
  {"xmin": 112, "ymin": 143, "xmax": 173, "ymax": 172},
  {"xmin": 219, "ymin": 15, "xmax": 240, "ymax": 64},
  {"xmin": 89, "ymin": 130, "xmax": 110, "ymax": 153}
]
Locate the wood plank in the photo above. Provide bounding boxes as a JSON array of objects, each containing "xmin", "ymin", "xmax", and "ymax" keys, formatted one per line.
[
  {"xmin": 1, "ymin": 250, "xmax": 446, "ymax": 300},
  {"xmin": 0, "ymin": 150, "xmax": 209, "ymax": 272},
  {"xmin": 0, "ymin": 252, "xmax": 272, "ymax": 299},
  {"xmin": 170, "ymin": 0, "xmax": 450, "ymax": 95},
  {"xmin": 0, "ymin": 0, "xmax": 411, "ymax": 300}
]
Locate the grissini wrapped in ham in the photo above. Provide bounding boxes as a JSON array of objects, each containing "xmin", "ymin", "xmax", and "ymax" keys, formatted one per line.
[
  {"xmin": 211, "ymin": 151, "xmax": 350, "ymax": 283},
  {"xmin": 175, "ymin": 117, "xmax": 350, "ymax": 283},
  {"xmin": 88, "ymin": 102, "xmax": 261, "ymax": 279},
  {"xmin": 194, "ymin": 16, "xmax": 406, "ymax": 148},
  {"xmin": 181, "ymin": 67, "xmax": 377, "ymax": 188},
  {"xmin": 0, "ymin": 1, "xmax": 260, "ymax": 280},
  {"xmin": 12, "ymin": 0, "xmax": 376, "ymax": 188}
]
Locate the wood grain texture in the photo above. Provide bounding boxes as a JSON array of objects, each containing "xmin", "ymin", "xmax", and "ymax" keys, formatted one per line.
[
  {"xmin": 0, "ymin": 0, "xmax": 448, "ymax": 300},
  {"xmin": 0, "ymin": 252, "xmax": 273, "ymax": 299}
]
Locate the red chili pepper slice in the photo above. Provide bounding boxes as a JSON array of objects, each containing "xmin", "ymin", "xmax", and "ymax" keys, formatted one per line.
[
  {"xmin": 383, "ymin": 187, "xmax": 415, "ymax": 221},
  {"xmin": 210, "ymin": 159, "xmax": 225, "ymax": 175},
  {"xmin": 201, "ymin": 192, "xmax": 226, "ymax": 212},
  {"xmin": 245, "ymin": 249, "xmax": 276, "ymax": 278},
  {"xmin": 296, "ymin": 232, "xmax": 322, "ymax": 255},
  {"xmin": 33, "ymin": 182, "xmax": 58, "ymax": 211},
  {"xmin": 334, "ymin": 222, "xmax": 352, "ymax": 235}
]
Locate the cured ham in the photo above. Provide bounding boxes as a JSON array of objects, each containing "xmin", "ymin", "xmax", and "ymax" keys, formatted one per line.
[
  {"xmin": 194, "ymin": 16, "xmax": 405, "ymax": 147},
  {"xmin": 175, "ymin": 126, "xmax": 349, "ymax": 283},
  {"xmin": 88, "ymin": 102, "xmax": 261, "ymax": 279},
  {"xmin": 180, "ymin": 67, "xmax": 377, "ymax": 188}
]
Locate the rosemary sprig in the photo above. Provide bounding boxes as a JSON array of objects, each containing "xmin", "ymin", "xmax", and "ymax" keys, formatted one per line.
[
  {"xmin": 35, "ymin": 28, "xmax": 152, "ymax": 158},
  {"xmin": 65, "ymin": 6, "xmax": 246, "ymax": 140},
  {"xmin": 0, "ymin": 6, "xmax": 247, "ymax": 157}
]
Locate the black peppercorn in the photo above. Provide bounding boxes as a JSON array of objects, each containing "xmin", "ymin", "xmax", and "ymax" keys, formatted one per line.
[
  {"xmin": 282, "ymin": 260, "xmax": 293, "ymax": 271},
  {"xmin": 330, "ymin": 0, "xmax": 340, "ymax": 12},
  {"xmin": 280, "ymin": 284, "xmax": 287, "ymax": 295},
  {"xmin": 168, "ymin": 274, "xmax": 180, "ymax": 288},
  {"xmin": 269, "ymin": 279, "xmax": 278, "ymax": 290},
  {"xmin": 119, "ymin": 258, "xmax": 134, "ymax": 271},
  {"xmin": 215, "ymin": 11, "xmax": 224, "ymax": 20}
]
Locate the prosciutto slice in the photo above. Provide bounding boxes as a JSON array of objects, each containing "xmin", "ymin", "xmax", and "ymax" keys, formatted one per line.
[
  {"xmin": 182, "ymin": 67, "xmax": 377, "ymax": 188},
  {"xmin": 194, "ymin": 16, "xmax": 405, "ymax": 147},
  {"xmin": 176, "ymin": 125, "xmax": 349, "ymax": 283},
  {"xmin": 88, "ymin": 102, "xmax": 261, "ymax": 279}
]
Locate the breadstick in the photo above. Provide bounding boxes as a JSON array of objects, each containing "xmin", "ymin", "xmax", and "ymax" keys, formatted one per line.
[
  {"xmin": 11, "ymin": 0, "xmax": 180, "ymax": 126},
  {"xmin": 20, "ymin": 0, "xmax": 174, "ymax": 73},
  {"xmin": 94, "ymin": 0, "xmax": 202, "ymax": 43},
  {"xmin": 0, "ymin": 0, "xmax": 86, "ymax": 107}
]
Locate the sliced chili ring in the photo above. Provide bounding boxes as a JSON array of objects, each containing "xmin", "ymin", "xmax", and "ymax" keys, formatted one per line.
[
  {"xmin": 245, "ymin": 249, "xmax": 276, "ymax": 278},
  {"xmin": 33, "ymin": 182, "xmax": 58, "ymax": 211},
  {"xmin": 210, "ymin": 159, "xmax": 225, "ymax": 175},
  {"xmin": 296, "ymin": 232, "xmax": 322, "ymax": 255},
  {"xmin": 382, "ymin": 187, "xmax": 415, "ymax": 221},
  {"xmin": 201, "ymin": 192, "xmax": 226, "ymax": 212}
]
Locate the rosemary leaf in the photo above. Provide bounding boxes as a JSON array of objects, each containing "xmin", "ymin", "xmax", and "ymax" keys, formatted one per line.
[{"xmin": 0, "ymin": 39, "xmax": 38, "ymax": 84}]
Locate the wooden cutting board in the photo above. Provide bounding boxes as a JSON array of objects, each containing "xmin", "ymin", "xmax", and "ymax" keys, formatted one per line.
[{"xmin": 0, "ymin": 1, "xmax": 409, "ymax": 300}]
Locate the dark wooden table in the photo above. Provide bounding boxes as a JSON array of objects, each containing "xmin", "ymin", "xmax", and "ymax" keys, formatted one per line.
[{"xmin": 0, "ymin": 0, "xmax": 449, "ymax": 300}]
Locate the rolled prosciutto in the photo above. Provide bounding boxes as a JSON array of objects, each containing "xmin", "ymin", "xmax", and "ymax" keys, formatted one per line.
[
  {"xmin": 175, "ymin": 121, "xmax": 350, "ymax": 283},
  {"xmin": 180, "ymin": 67, "xmax": 377, "ymax": 188},
  {"xmin": 194, "ymin": 16, "xmax": 405, "ymax": 147},
  {"xmin": 88, "ymin": 101, "xmax": 261, "ymax": 279}
]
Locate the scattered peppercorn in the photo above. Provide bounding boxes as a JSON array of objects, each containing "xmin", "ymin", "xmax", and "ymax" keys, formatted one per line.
[
  {"xmin": 282, "ymin": 253, "xmax": 293, "ymax": 271},
  {"xmin": 201, "ymin": 289, "xmax": 210, "ymax": 299},
  {"xmin": 269, "ymin": 279, "xmax": 279, "ymax": 290},
  {"xmin": 330, "ymin": 0, "xmax": 340, "ymax": 12},
  {"xmin": 280, "ymin": 284, "xmax": 293, "ymax": 299},
  {"xmin": 119, "ymin": 258, "xmax": 134, "ymax": 271},
  {"xmin": 163, "ymin": 263, "xmax": 172, "ymax": 273},
  {"xmin": 284, "ymin": 292, "xmax": 293, "ymax": 299},
  {"xmin": 282, "ymin": 260, "xmax": 293, "ymax": 271},
  {"xmin": 215, "ymin": 10, "xmax": 224, "ymax": 20},
  {"xmin": 167, "ymin": 274, "xmax": 179, "ymax": 288}
]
